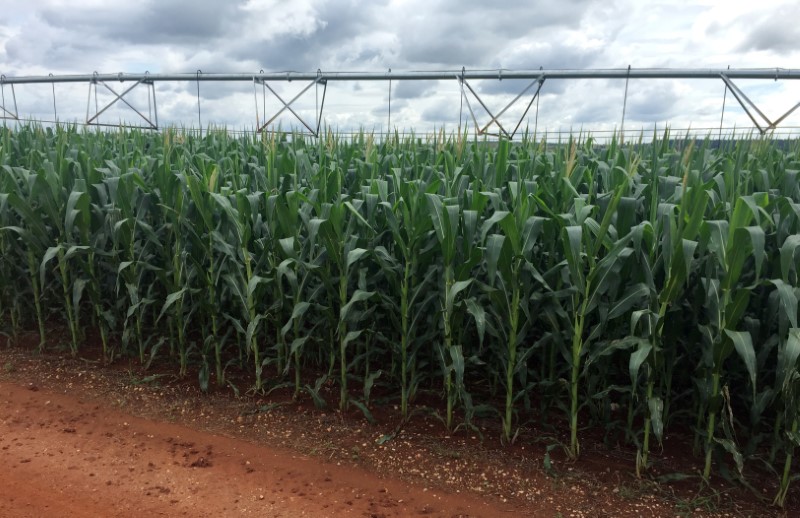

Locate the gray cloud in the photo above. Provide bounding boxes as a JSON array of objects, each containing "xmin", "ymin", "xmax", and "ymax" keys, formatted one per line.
[
  {"xmin": 1, "ymin": 0, "xmax": 798, "ymax": 134},
  {"xmin": 420, "ymin": 102, "xmax": 459, "ymax": 124},
  {"xmin": 737, "ymin": 4, "xmax": 800, "ymax": 53},
  {"xmin": 469, "ymin": 41, "xmax": 604, "ymax": 97},
  {"xmin": 372, "ymin": 98, "xmax": 408, "ymax": 118},
  {"xmin": 39, "ymin": 1, "xmax": 246, "ymax": 45},
  {"xmin": 393, "ymin": 80, "xmax": 436, "ymax": 100},
  {"xmin": 624, "ymin": 82, "xmax": 681, "ymax": 123},
  {"xmin": 190, "ymin": 80, "xmax": 252, "ymax": 102},
  {"xmin": 396, "ymin": 0, "xmax": 592, "ymax": 67},
  {"xmin": 229, "ymin": 1, "xmax": 392, "ymax": 71},
  {"xmin": 492, "ymin": 42, "xmax": 603, "ymax": 75},
  {"xmin": 571, "ymin": 102, "xmax": 618, "ymax": 125}
]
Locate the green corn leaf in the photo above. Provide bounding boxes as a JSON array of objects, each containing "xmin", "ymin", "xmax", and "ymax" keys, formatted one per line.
[
  {"xmin": 591, "ymin": 184, "xmax": 626, "ymax": 257},
  {"xmin": 289, "ymin": 336, "xmax": 310, "ymax": 356},
  {"xmin": 679, "ymin": 239, "xmax": 698, "ymax": 286},
  {"xmin": 210, "ymin": 192, "xmax": 243, "ymax": 242},
  {"xmin": 364, "ymin": 369, "xmax": 383, "ymax": 403},
  {"xmin": 64, "ymin": 189, "xmax": 89, "ymax": 238},
  {"xmin": 743, "ymin": 226, "xmax": 765, "ymax": 282},
  {"xmin": 519, "ymin": 216, "xmax": 546, "ymax": 256},
  {"xmin": 645, "ymin": 397, "xmax": 664, "ymax": 445},
  {"xmin": 770, "ymin": 279, "xmax": 798, "ymax": 329},
  {"xmin": 465, "ymin": 298, "xmax": 486, "ymax": 347},
  {"xmin": 344, "ymin": 201, "xmax": 374, "ymax": 231},
  {"xmin": 340, "ymin": 289, "xmax": 374, "ymax": 322},
  {"xmin": 725, "ymin": 329, "xmax": 757, "ymax": 397},
  {"xmin": 462, "ymin": 209, "xmax": 478, "ymax": 247},
  {"xmin": 450, "ymin": 345, "xmax": 466, "ymax": 387},
  {"xmin": 446, "ymin": 279, "xmax": 473, "ymax": 316},
  {"xmin": 485, "ymin": 234, "xmax": 506, "ymax": 282},
  {"xmin": 279, "ymin": 237, "xmax": 297, "ymax": 259},
  {"xmin": 682, "ymin": 187, "xmax": 709, "ymax": 240},
  {"xmin": 705, "ymin": 220, "xmax": 729, "ymax": 271},
  {"xmin": 346, "ymin": 248, "xmax": 368, "ymax": 270},
  {"xmin": 247, "ymin": 274, "xmax": 268, "ymax": 299},
  {"xmin": 117, "ymin": 260, "xmax": 134, "ymax": 275},
  {"xmin": 157, "ymin": 288, "xmax": 188, "ymax": 323},
  {"xmin": 629, "ymin": 341, "xmax": 653, "ymax": 385},
  {"xmin": 562, "ymin": 225, "xmax": 584, "ymax": 292},
  {"xmin": 281, "ymin": 301, "xmax": 312, "ymax": 337},
  {"xmin": 39, "ymin": 245, "xmax": 64, "ymax": 288},
  {"xmin": 72, "ymin": 277, "xmax": 89, "ymax": 312},
  {"xmin": 425, "ymin": 193, "xmax": 447, "ymax": 245},
  {"xmin": 780, "ymin": 234, "xmax": 800, "ymax": 282},
  {"xmin": 608, "ymin": 282, "xmax": 649, "ymax": 320},
  {"xmin": 713, "ymin": 437, "xmax": 744, "ymax": 477},
  {"xmin": 63, "ymin": 245, "xmax": 90, "ymax": 261},
  {"xmin": 725, "ymin": 290, "xmax": 751, "ymax": 330},
  {"xmin": 245, "ymin": 314, "xmax": 267, "ymax": 352},
  {"xmin": 446, "ymin": 204, "xmax": 460, "ymax": 246},
  {"xmin": 342, "ymin": 330, "xmax": 362, "ymax": 350},
  {"xmin": 480, "ymin": 210, "xmax": 510, "ymax": 244},
  {"xmin": 304, "ymin": 376, "xmax": 329, "ymax": 409},
  {"xmin": 778, "ymin": 329, "xmax": 800, "ymax": 384}
]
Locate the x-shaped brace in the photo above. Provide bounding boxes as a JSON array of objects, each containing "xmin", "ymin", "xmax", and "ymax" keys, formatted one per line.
[
  {"xmin": 457, "ymin": 74, "xmax": 545, "ymax": 139},
  {"xmin": 254, "ymin": 77, "xmax": 327, "ymax": 137},
  {"xmin": 720, "ymin": 73, "xmax": 800, "ymax": 134},
  {"xmin": 86, "ymin": 76, "xmax": 158, "ymax": 130},
  {"xmin": 0, "ymin": 77, "xmax": 19, "ymax": 120}
]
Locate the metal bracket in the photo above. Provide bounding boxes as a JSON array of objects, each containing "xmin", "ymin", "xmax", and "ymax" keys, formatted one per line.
[
  {"xmin": 720, "ymin": 73, "xmax": 800, "ymax": 134},
  {"xmin": 457, "ymin": 74, "xmax": 545, "ymax": 139},
  {"xmin": 86, "ymin": 73, "xmax": 158, "ymax": 130},
  {"xmin": 253, "ymin": 77, "xmax": 327, "ymax": 137},
  {"xmin": 0, "ymin": 76, "xmax": 19, "ymax": 121}
]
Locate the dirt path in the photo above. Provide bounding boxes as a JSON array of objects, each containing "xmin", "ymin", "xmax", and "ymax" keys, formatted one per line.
[
  {"xmin": 1, "ymin": 345, "xmax": 791, "ymax": 517},
  {"xmin": 0, "ymin": 380, "xmax": 521, "ymax": 518}
]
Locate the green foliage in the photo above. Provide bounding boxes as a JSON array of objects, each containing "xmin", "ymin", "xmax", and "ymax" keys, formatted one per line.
[{"xmin": 1, "ymin": 125, "xmax": 799, "ymax": 503}]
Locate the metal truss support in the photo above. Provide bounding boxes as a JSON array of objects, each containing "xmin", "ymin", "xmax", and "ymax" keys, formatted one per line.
[
  {"xmin": 0, "ymin": 76, "xmax": 19, "ymax": 121},
  {"xmin": 720, "ymin": 73, "xmax": 800, "ymax": 135},
  {"xmin": 620, "ymin": 65, "xmax": 631, "ymax": 138},
  {"xmin": 387, "ymin": 69, "xmax": 392, "ymax": 133},
  {"xmin": 49, "ymin": 74, "xmax": 58, "ymax": 121},
  {"xmin": 457, "ymin": 73, "xmax": 545, "ymax": 139},
  {"xmin": 85, "ymin": 74, "xmax": 158, "ymax": 130},
  {"xmin": 719, "ymin": 65, "xmax": 730, "ymax": 141},
  {"xmin": 253, "ymin": 76, "xmax": 327, "ymax": 137},
  {"xmin": 3, "ymin": 68, "xmax": 800, "ymax": 136}
]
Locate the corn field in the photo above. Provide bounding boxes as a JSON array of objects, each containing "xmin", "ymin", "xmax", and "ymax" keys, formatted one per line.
[{"xmin": 1, "ymin": 124, "xmax": 799, "ymax": 504}]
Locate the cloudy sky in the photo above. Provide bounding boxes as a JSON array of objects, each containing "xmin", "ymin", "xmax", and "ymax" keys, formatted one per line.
[{"xmin": 1, "ymin": 0, "xmax": 799, "ymax": 138}]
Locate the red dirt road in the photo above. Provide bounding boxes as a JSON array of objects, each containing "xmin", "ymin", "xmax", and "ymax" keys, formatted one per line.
[{"xmin": 0, "ymin": 381, "xmax": 517, "ymax": 518}]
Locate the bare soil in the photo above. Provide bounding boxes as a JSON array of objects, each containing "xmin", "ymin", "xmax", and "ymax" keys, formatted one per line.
[{"xmin": 0, "ymin": 336, "xmax": 796, "ymax": 517}]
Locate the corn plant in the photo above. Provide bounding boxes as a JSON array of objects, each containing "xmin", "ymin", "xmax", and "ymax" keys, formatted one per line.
[
  {"xmin": 317, "ymin": 198, "xmax": 374, "ymax": 411},
  {"xmin": 3, "ymin": 124, "xmax": 800, "ymax": 499},
  {"xmin": 374, "ymin": 170, "xmax": 436, "ymax": 419},
  {"xmin": 1, "ymin": 169, "xmax": 49, "ymax": 348},
  {"xmin": 214, "ymin": 188, "xmax": 271, "ymax": 390},
  {"xmin": 273, "ymin": 189, "xmax": 324, "ymax": 397},
  {"xmin": 630, "ymin": 142, "xmax": 709, "ymax": 470},
  {"xmin": 697, "ymin": 195, "xmax": 765, "ymax": 479},
  {"xmin": 557, "ymin": 160, "xmax": 632, "ymax": 457},
  {"xmin": 480, "ymin": 188, "xmax": 547, "ymax": 442},
  {"xmin": 184, "ymin": 162, "xmax": 226, "ymax": 384}
]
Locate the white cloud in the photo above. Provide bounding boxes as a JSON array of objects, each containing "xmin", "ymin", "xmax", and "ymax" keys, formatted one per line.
[{"xmin": 1, "ymin": 0, "xmax": 799, "ymax": 138}]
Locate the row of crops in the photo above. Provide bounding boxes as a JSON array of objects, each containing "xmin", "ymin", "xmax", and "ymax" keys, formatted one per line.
[{"xmin": 0, "ymin": 124, "xmax": 798, "ymax": 503}]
